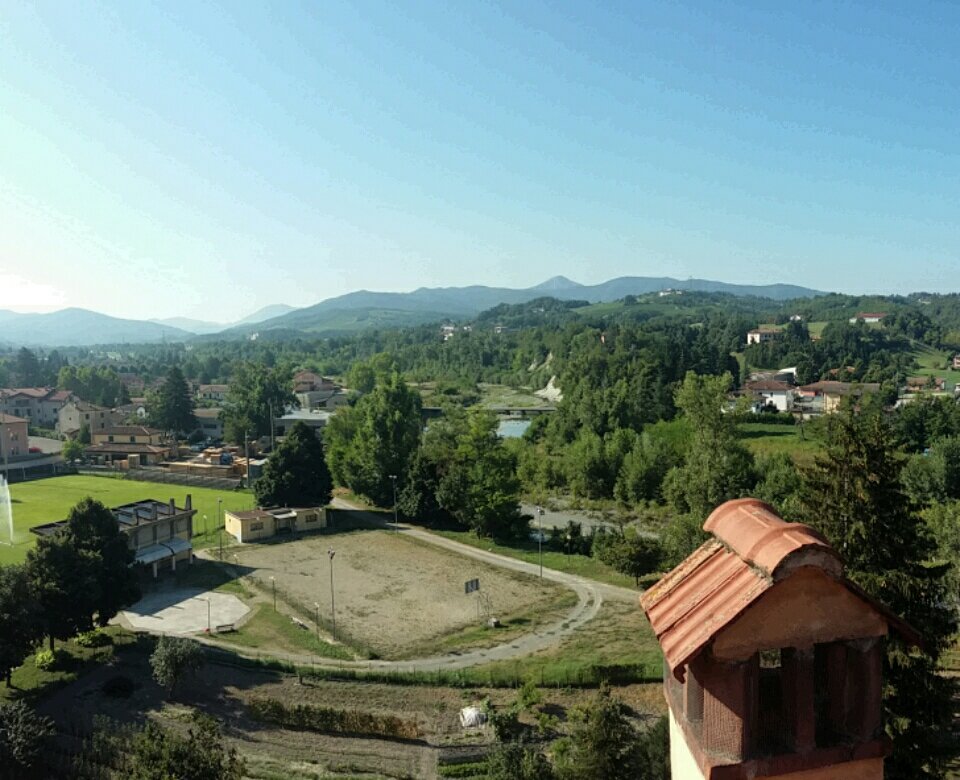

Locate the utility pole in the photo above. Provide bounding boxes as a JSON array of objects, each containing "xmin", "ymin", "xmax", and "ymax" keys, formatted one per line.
[
  {"xmin": 244, "ymin": 430, "xmax": 251, "ymax": 486},
  {"xmin": 389, "ymin": 474, "xmax": 398, "ymax": 531},
  {"xmin": 268, "ymin": 401, "xmax": 276, "ymax": 451},
  {"xmin": 328, "ymin": 549, "xmax": 336, "ymax": 640},
  {"xmin": 270, "ymin": 576, "xmax": 276, "ymax": 610},
  {"xmin": 217, "ymin": 497, "xmax": 222, "ymax": 529}
]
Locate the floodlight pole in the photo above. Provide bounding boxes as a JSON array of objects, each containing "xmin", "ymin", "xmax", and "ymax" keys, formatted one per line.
[
  {"xmin": 218, "ymin": 529, "xmax": 222, "ymax": 561},
  {"xmin": 314, "ymin": 601, "xmax": 320, "ymax": 640},
  {"xmin": 389, "ymin": 474, "xmax": 398, "ymax": 531},
  {"xmin": 218, "ymin": 497, "xmax": 222, "ymax": 530},
  {"xmin": 536, "ymin": 505, "xmax": 544, "ymax": 579},
  {"xmin": 328, "ymin": 549, "xmax": 336, "ymax": 640},
  {"xmin": 270, "ymin": 576, "xmax": 276, "ymax": 611},
  {"xmin": 203, "ymin": 514, "xmax": 208, "ymax": 537}
]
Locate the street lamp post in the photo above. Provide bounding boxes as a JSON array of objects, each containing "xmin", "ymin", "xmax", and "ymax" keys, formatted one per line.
[
  {"xmin": 270, "ymin": 576, "xmax": 276, "ymax": 611},
  {"xmin": 218, "ymin": 529, "xmax": 223, "ymax": 561},
  {"xmin": 313, "ymin": 601, "xmax": 320, "ymax": 640},
  {"xmin": 203, "ymin": 514, "xmax": 208, "ymax": 537},
  {"xmin": 389, "ymin": 474, "xmax": 398, "ymax": 531},
  {"xmin": 217, "ymin": 497, "xmax": 223, "ymax": 529},
  {"xmin": 328, "ymin": 549, "xmax": 336, "ymax": 640},
  {"xmin": 536, "ymin": 505, "xmax": 545, "ymax": 579}
]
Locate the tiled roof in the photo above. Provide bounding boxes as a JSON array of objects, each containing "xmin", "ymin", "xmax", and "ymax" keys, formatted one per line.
[
  {"xmin": 746, "ymin": 380, "xmax": 793, "ymax": 392},
  {"xmin": 84, "ymin": 443, "xmax": 169, "ymax": 455},
  {"xmin": 0, "ymin": 412, "xmax": 27, "ymax": 424},
  {"xmin": 640, "ymin": 498, "xmax": 916, "ymax": 681},
  {"xmin": 193, "ymin": 408, "xmax": 222, "ymax": 419},
  {"xmin": 854, "ymin": 312, "xmax": 887, "ymax": 318},
  {"xmin": 99, "ymin": 425, "xmax": 163, "ymax": 436},
  {"xmin": 799, "ymin": 380, "xmax": 881, "ymax": 395}
]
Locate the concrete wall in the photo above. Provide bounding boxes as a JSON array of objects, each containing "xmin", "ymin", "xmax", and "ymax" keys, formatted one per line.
[
  {"xmin": 670, "ymin": 709, "xmax": 707, "ymax": 780},
  {"xmin": 759, "ymin": 758, "xmax": 883, "ymax": 780}
]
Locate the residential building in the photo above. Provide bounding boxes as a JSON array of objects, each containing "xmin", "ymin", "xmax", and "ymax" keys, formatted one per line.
[
  {"xmin": 57, "ymin": 401, "xmax": 124, "ymax": 439},
  {"xmin": 197, "ymin": 384, "xmax": 229, "ymax": 403},
  {"xmin": 295, "ymin": 386, "xmax": 350, "ymax": 411},
  {"xmin": 641, "ymin": 498, "xmax": 917, "ymax": 780},
  {"xmin": 0, "ymin": 387, "xmax": 75, "ymax": 428},
  {"xmin": 441, "ymin": 324, "xmax": 457, "ymax": 341},
  {"xmin": 798, "ymin": 381, "xmax": 881, "ymax": 414},
  {"xmin": 905, "ymin": 376, "xmax": 946, "ymax": 393},
  {"xmin": 0, "ymin": 413, "xmax": 29, "ymax": 461},
  {"xmin": 225, "ymin": 506, "xmax": 327, "ymax": 543},
  {"xmin": 116, "ymin": 400, "xmax": 148, "ymax": 420},
  {"xmin": 746, "ymin": 328, "xmax": 781, "ymax": 345},
  {"xmin": 85, "ymin": 425, "xmax": 170, "ymax": 466},
  {"xmin": 273, "ymin": 409, "xmax": 331, "ymax": 438},
  {"xmin": 953, "ymin": 354, "xmax": 960, "ymax": 370},
  {"xmin": 849, "ymin": 312, "xmax": 887, "ymax": 324},
  {"xmin": 293, "ymin": 370, "xmax": 335, "ymax": 394},
  {"xmin": 193, "ymin": 408, "xmax": 224, "ymax": 441},
  {"xmin": 32, "ymin": 496, "xmax": 197, "ymax": 577},
  {"xmin": 745, "ymin": 380, "xmax": 795, "ymax": 413}
]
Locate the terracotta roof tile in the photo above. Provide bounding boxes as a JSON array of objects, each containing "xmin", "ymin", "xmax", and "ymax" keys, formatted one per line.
[{"xmin": 640, "ymin": 498, "xmax": 918, "ymax": 681}]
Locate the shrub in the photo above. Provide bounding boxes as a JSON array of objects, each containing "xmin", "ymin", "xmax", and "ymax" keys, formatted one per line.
[
  {"xmin": 247, "ymin": 698, "xmax": 421, "ymax": 740},
  {"xmin": 34, "ymin": 649, "xmax": 63, "ymax": 671},
  {"xmin": 76, "ymin": 628, "xmax": 111, "ymax": 648}
]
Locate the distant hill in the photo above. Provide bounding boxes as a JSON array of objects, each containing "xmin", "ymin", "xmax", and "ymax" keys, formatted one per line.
[
  {"xmin": 150, "ymin": 316, "xmax": 225, "ymax": 335},
  {"xmin": 235, "ymin": 303, "xmax": 298, "ymax": 325},
  {"xmin": 0, "ymin": 308, "xmax": 190, "ymax": 347},
  {"xmin": 229, "ymin": 276, "xmax": 823, "ymax": 337}
]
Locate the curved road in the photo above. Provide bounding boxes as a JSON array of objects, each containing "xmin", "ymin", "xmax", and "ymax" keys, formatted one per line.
[{"xmin": 186, "ymin": 497, "xmax": 640, "ymax": 672}]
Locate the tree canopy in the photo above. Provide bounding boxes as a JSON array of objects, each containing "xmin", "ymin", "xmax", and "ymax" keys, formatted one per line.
[{"xmin": 254, "ymin": 421, "xmax": 332, "ymax": 508}]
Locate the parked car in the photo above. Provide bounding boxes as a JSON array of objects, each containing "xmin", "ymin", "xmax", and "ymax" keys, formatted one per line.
[{"xmin": 28, "ymin": 446, "xmax": 42, "ymax": 454}]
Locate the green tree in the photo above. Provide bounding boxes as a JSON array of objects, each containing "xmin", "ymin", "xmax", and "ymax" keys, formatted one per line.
[
  {"xmin": 554, "ymin": 687, "xmax": 645, "ymax": 780},
  {"xmin": 254, "ymin": 421, "xmax": 332, "ymax": 507},
  {"xmin": 324, "ymin": 372, "xmax": 422, "ymax": 506},
  {"xmin": 129, "ymin": 713, "xmax": 245, "ymax": 780},
  {"xmin": 663, "ymin": 372, "xmax": 756, "ymax": 557},
  {"xmin": 151, "ymin": 366, "xmax": 196, "ymax": 434},
  {"xmin": 222, "ymin": 363, "xmax": 295, "ymax": 445},
  {"xmin": 77, "ymin": 423, "xmax": 91, "ymax": 445},
  {"xmin": 0, "ymin": 700, "xmax": 54, "ymax": 778},
  {"xmin": 486, "ymin": 740, "xmax": 556, "ymax": 780},
  {"xmin": 0, "ymin": 565, "xmax": 42, "ymax": 685},
  {"xmin": 65, "ymin": 498, "xmax": 140, "ymax": 626},
  {"xmin": 799, "ymin": 402, "xmax": 955, "ymax": 779},
  {"xmin": 593, "ymin": 528, "xmax": 662, "ymax": 586},
  {"xmin": 25, "ymin": 532, "xmax": 99, "ymax": 650},
  {"xmin": 14, "ymin": 348, "xmax": 41, "ymax": 386},
  {"xmin": 61, "ymin": 438, "xmax": 84, "ymax": 465},
  {"xmin": 150, "ymin": 636, "xmax": 205, "ymax": 699}
]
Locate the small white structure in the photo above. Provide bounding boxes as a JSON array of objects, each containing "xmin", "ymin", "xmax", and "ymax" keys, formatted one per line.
[
  {"xmin": 745, "ymin": 380, "xmax": 795, "ymax": 412},
  {"xmin": 746, "ymin": 328, "xmax": 780, "ymax": 345},
  {"xmin": 459, "ymin": 706, "xmax": 488, "ymax": 729}
]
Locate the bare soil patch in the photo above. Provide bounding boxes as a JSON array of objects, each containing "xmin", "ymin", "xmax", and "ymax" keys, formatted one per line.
[{"xmin": 232, "ymin": 529, "xmax": 571, "ymax": 659}]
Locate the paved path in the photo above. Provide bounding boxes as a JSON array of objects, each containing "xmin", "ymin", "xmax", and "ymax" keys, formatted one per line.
[{"xmin": 176, "ymin": 498, "xmax": 640, "ymax": 672}]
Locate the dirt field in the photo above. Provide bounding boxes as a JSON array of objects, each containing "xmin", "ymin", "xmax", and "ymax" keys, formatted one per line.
[{"xmin": 232, "ymin": 529, "xmax": 572, "ymax": 659}]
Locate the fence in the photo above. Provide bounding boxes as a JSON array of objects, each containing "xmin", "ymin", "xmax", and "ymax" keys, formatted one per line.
[{"xmin": 78, "ymin": 465, "xmax": 241, "ymax": 490}]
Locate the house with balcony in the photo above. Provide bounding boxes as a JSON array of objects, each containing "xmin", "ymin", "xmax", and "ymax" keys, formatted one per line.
[
  {"xmin": 0, "ymin": 387, "xmax": 75, "ymax": 428},
  {"xmin": 84, "ymin": 425, "xmax": 171, "ymax": 466},
  {"xmin": 641, "ymin": 498, "xmax": 917, "ymax": 780},
  {"xmin": 32, "ymin": 495, "xmax": 197, "ymax": 577}
]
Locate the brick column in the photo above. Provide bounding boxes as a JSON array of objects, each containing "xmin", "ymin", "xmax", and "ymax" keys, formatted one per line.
[
  {"xmin": 700, "ymin": 654, "xmax": 757, "ymax": 760},
  {"xmin": 782, "ymin": 646, "xmax": 816, "ymax": 753}
]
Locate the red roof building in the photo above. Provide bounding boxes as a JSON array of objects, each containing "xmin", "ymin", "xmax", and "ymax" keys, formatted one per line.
[{"xmin": 641, "ymin": 499, "xmax": 917, "ymax": 780}]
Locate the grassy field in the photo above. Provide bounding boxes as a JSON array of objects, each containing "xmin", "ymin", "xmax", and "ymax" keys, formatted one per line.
[
  {"xmin": 211, "ymin": 603, "xmax": 353, "ymax": 661},
  {"xmin": 477, "ymin": 382, "xmax": 551, "ymax": 408},
  {"xmin": 738, "ymin": 422, "xmax": 822, "ymax": 465},
  {"xmin": 2, "ymin": 475, "xmax": 256, "ymax": 565},
  {"xmin": 913, "ymin": 344, "xmax": 960, "ymax": 388},
  {"xmin": 430, "ymin": 528, "xmax": 637, "ymax": 589}
]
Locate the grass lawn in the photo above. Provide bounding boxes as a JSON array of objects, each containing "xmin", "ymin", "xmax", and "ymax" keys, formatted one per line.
[
  {"xmin": 2, "ymin": 475, "xmax": 256, "ymax": 565},
  {"xmin": 469, "ymin": 599, "xmax": 663, "ymax": 686},
  {"xmin": 0, "ymin": 625, "xmax": 139, "ymax": 703},
  {"xmin": 913, "ymin": 344, "xmax": 960, "ymax": 388},
  {"xmin": 739, "ymin": 422, "xmax": 822, "ymax": 465},
  {"xmin": 477, "ymin": 383, "xmax": 550, "ymax": 409},
  {"xmin": 209, "ymin": 603, "xmax": 353, "ymax": 661},
  {"xmin": 430, "ymin": 528, "xmax": 637, "ymax": 589}
]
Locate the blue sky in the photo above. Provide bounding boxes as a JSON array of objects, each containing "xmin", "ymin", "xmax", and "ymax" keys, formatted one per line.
[{"xmin": 1, "ymin": 1, "xmax": 959, "ymax": 320}]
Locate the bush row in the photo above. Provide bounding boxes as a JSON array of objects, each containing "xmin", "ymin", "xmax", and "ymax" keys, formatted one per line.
[{"xmin": 247, "ymin": 697, "xmax": 422, "ymax": 741}]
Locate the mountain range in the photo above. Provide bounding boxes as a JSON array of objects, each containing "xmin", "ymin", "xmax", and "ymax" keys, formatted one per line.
[{"xmin": 0, "ymin": 276, "xmax": 823, "ymax": 347}]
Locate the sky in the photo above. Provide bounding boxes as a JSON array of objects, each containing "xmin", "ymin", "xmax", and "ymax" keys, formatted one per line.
[{"xmin": 1, "ymin": 1, "xmax": 960, "ymax": 321}]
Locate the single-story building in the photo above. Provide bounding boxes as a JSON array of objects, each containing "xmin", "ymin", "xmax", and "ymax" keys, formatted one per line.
[
  {"xmin": 225, "ymin": 506, "xmax": 328, "ymax": 543},
  {"xmin": 745, "ymin": 380, "xmax": 795, "ymax": 412},
  {"xmin": 193, "ymin": 408, "xmax": 224, "ymax": 441},
  {"xmin": 273, "ymin": 409, "xmax": 331, "ymax": 438},
  {"xmin": 849, "ymin": 312, "xmax": 887, "ymax": 324}
]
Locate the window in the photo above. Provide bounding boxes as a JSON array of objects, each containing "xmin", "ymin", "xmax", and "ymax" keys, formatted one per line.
[
  {"xmin": 250, "ymin": 521, "xmax": 264, "ymax": 531},
  {"xmin": 108, "ymin": 435, "xmax": 114, "ymax": 442},
  {"xmin": 130, "ymin": 436, "xmax": 136, "ymax": 443},
  {"xmin": 756, "ymin": 649, "xmax": 788, "ymax": 756},
  {"xmin": 304, "ymin": 514, "xmax": 318, "ymax": 524}
]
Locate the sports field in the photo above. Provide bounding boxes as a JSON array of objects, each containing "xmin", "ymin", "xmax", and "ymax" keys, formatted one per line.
[{"xmin": 1, "ymin": 475, "xmax": 256, "ymax": 565}]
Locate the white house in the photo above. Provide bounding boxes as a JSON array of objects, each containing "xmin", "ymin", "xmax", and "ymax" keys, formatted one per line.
[
  {"xmin": 746, "ymin": 380, "xmax": 795, "ymax": 412},
  {"xmin": 849, "ymin": 312, "xmax": 887, "ymax": 324},
  {"xmin": 746, "ymin": 328, "xmax": 780, "ymax": 345}
]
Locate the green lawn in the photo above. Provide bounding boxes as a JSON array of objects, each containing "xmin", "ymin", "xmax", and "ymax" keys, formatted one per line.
[
  {"xmin": 477, "ymin": 383, "xmax": 551, "ymax": 409},
  {"xmin": 2, "ymin": 475, "xmax": 256, "ymax": 565},
  {"xmin": 209, "ymin": 603, "xmax": 353, "ymax": 661},
  {"xmin": 738, "ymin": 422, "xmax": 823, "ymax": 465},
  {"xmin": 913, "ymin": 344, "xmax": 960, "ymax": 388},
  {"xmin": 430, "ymin": 529, "xmax": 637, "ymax": 589}
]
